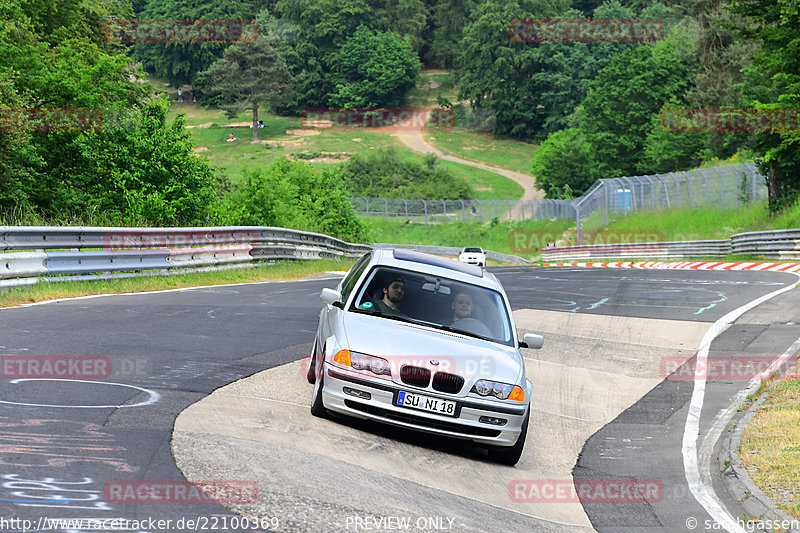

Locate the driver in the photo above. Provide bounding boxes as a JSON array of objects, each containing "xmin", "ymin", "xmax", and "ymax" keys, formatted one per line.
[{"xmin": 374, "ymin": 277, "xmax": 408, "ymax": 316}]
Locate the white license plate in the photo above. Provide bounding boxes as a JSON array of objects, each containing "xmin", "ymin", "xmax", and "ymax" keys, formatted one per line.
[{"xmin": 396, "ymin": 391, "xmax": 457, "ymax": 417}]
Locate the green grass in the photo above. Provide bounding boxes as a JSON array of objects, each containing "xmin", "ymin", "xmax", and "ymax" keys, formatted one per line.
[
  {"xmin": 581, "ymin": 201, "xmax": 797, "ymax": 240},
  {"xmin": 171, "ymin": 102, "xmax": 525, "ymax": 194},
  {"xmin": 162, "ymin": 70, "xmax": 526, "ymax": 195},
  {"xmin": 405, "ymin": 70, "xmax": 458, "ymax": 108},
  {"xmin": 0, "ymin": 259, "xmax": 355, "ymax": 309},
  {"xmin": 363, "ymin": 217, "xmax": 574, "ymax": 257},
  {"xmin": 739, "ymin": 373, "xmax": 800, "ymax": 520},
  {"xmin": 437, "ymin": 160, "xmax": 524, "ymax": 200},
  {"xmin": 423, "ymin": 129, "xmax": 538, "ymax": 175}
]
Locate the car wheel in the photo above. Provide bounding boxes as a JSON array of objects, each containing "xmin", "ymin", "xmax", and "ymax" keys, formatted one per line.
[
  {"xmin": 310, "ymin": 355, "xmax": 328, "ymax": 418},
  {"xmin": 307, "ymin": 335, "xmax": 319, "ymax": 384},
  {"xmin": 486, "ymin": 409, "xmax": 528, "ymax": 466}
]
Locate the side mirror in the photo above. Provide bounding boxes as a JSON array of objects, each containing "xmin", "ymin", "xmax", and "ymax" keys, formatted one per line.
[
  {"xmin": 320, "ymin": 288, "xmax": 344, "ymax": 309},
  {"xmin": 519, "ymin": 333, "xmax": 544, "ymax": 349}
]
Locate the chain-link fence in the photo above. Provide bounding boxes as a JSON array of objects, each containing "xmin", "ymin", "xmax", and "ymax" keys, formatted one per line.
[
  {"xmin": 349, "ymin": 163, "xmax": 767, "ymax": 227},
  {"xmin": 574, "ymin": 163, "xmax": 765, "ymax": 230},
  {"xmin": 347, "ymin": 198, "xmax": 575, "ymax": 223}
]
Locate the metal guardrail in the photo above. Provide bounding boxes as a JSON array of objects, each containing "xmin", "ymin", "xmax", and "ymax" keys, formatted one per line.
[
  {"xmin": 541, "ymin": 229, "xmax": 800, "ymax": 261},
  {"xmin": 731, "ymin": 229, "xmax": 800, "ymax": 260},
  {"xmin": 374, "ymin": 243, "xmax": 534, "ymax": 265},
  {"xmin": 541, "ymin": 240, "xmax": 731, "ymax": 261},
  {"xmin": 0, "ymin": 226, "xmax": 372, "ymax": 287}
]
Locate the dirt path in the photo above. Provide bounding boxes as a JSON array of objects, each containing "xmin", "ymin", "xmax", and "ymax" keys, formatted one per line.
[{"xmin": 392, "ymin": 111, "xmax": 544, "ymax": 202}]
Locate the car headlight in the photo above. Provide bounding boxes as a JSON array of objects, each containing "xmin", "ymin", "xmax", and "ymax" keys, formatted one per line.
[
  {"xmin": 471, "ymin": 379, "xmax": 525, "ymax": 401},
  {"xmin": 334, "ymin": 350, "xmax": 392, "ymax": 376}
]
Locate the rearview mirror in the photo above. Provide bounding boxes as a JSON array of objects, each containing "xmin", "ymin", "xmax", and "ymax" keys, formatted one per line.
[
  {"xmin": 520, "ymin": 333, "xmax": 544, "ymax": 349},
  {"xmin": 320, "ymin": 288, "xmax": 343, "ymax": 309}
]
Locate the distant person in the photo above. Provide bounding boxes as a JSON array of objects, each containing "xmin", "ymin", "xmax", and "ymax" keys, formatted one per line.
[
  {"xmin": 177, "ymin": 88, "xmax": 183, "ymax": 102},
  {"xmin": 374, "ymin": 277, "xmax": 407, "ymax": 316},
  {"xmin": 227, "ymin": 133, "xmax": 238, "ymax": 142},
  {"xmin": 191, "ymin": 88, "xmax": 196, "ymax": 103}
]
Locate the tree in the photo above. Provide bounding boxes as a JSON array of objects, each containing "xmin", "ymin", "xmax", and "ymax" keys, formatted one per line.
[
  {"xmin": 35, "ymin": 100, "xmax": 219, "ymax": 225},
  {"xmin": 0, "ymin": 0, "xmax": 219, "ymax": 225},
  {"xmin": 330, "ymin": 26, "xmax": 421, "ymax": 108},
  {"xmin": 199, "ymin": 36, "xmax": 295, "ymax": 141},
  {"xmin": 132, "ymin": 0, "xmax": 267, "ymax": 87},
  {"xmin": 272, "ymin": 0, "xmax": 428, "ymax": 108},
  {"xmin": 578, "ymin": 40, "xmax": 691, "ymax": 178},
  {"xmin": 424, "ymin": 0, "xmax": 479, "ymax": 69},
  {"xmin": 456, "ymin": 0, "xmax": 642, "ymax": 140},
  {"xmin": 222, "ymin": 159, "xmax": 366, "ymax": 242},
  {"xmin": 729, "ymin": 0, "xmax": 800, "ymax": 212},
  {"xmin": 531, "ymin": 128, "xmax": 600, "ymax": 197},
  {"xmin": 639, "ymin": 102, "xmax": 711, "ymax": 174}
]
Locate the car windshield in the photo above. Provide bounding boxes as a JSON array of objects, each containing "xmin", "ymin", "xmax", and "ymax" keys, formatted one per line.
[
  {"xmin": 349, "ymin": 266, "xmax": 514, "ymax": 346},
  {"xmin": 463, "ymin": 247, "xmax": 482, "ymax": 253}
]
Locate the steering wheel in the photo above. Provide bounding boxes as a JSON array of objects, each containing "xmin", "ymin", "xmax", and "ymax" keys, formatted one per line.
[{"xmin": 451, "ymin": 318, "xmax": 492, "ymax": 338}]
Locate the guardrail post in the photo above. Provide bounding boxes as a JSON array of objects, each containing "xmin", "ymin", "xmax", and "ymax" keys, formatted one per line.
[
  {"xmin": 404, "ymin": 199, "xmax": 408, "ymax": 219},
  {"xmin": 365, "ymin": 197, "xmax": 369, "ymax": 216},
  {"xmin": 423, "ymin": 200, "xmax": 428, "ymax": 224}
]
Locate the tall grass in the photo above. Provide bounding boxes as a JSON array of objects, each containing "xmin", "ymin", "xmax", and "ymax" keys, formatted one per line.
[
  {"xmin": 363, "ymin": 217, "xmax": 574, "ymax": 256},
  {"xmin": 0, "ymin": 259, "xmax": 355, "ymax": 308}
]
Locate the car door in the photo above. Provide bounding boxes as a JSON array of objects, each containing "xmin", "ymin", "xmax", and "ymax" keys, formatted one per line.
[{"xmin": 319, "ymin": 252, "xmax": 373, "ymax": 352}]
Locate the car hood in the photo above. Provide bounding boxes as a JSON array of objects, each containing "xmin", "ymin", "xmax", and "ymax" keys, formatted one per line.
[{"xmin": 341, "ymin": 312, "xmax": 523, "ymax": 385}]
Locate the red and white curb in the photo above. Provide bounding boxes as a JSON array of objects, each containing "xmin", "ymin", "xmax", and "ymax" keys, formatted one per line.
[{"xmin": 541, "ymin": 261, "xmax": 800, "ymax": 272}]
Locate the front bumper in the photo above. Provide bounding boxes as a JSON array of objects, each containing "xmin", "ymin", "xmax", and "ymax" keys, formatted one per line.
[{"xmin": 321, "ymin": 364, "xmax": 528, "ymax": 446}]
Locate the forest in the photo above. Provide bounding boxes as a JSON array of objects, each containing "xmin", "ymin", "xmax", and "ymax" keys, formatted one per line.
[{"xmin": 1, "ymin": 0, "xmax": 797, "ymax": 237}]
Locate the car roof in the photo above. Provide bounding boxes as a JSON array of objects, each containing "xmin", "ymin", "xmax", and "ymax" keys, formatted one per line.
[{"xmin": 371, "ymin": 248, "xmax": 500, "ymax": 288}]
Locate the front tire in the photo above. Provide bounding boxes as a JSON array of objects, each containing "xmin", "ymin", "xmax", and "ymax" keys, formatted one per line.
[
  {"xmin": 486, "ymin": 409, "xmax": 528, "ymax": 466},
  {"xmin": 310, "ymin": 363, "xmax": 328, "ymax": 418},
  {"xmin": 307, "ymin": 335, "xmax": 319, "ymax": 384}
]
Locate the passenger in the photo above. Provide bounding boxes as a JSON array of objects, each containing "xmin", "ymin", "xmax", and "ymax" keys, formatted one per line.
[{"xmin": 448, "ymin": 289, "xmax": 474, "ymax": 324}]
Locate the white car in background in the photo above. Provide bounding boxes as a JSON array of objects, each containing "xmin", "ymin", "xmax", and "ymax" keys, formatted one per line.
[
  {"xmin": 308, "ymin": 248, "xmax": 543, "ymax": 465},
  {"xmin": 458, "ymin": 247, "xmax": 487, "ymax": 267}
]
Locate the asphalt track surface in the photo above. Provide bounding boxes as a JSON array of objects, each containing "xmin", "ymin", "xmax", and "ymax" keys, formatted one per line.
[{"xmin": 0, "ymin": 267, "xmax": 798, "ymax": 533}]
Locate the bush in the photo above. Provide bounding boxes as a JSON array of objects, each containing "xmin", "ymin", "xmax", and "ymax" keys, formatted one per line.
[
  {"xmin": 341, "ymin": 146, "xmax": 472, "ymax": 199},
  {"xmin": 220, "ymin": 158, "xmax": 366, "ymax": 242},
  {"xmin": 531, "ymin": 128, "xmax": 600, "ymax": 198}
]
